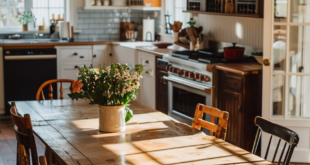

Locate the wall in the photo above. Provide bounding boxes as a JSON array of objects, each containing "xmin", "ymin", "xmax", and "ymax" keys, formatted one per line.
[
  {"xmin": 196, "ymin": 14, "xmax": 264, "ymax": 49},
  {"xmin": 75, "ymin": 8, "xmax": 161, "ymax": 41}
]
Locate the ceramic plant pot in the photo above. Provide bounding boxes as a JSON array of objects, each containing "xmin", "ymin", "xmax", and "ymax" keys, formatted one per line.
[{"xmin": 98, "ymin": 105, "xmax": 126, "ymax": 132}]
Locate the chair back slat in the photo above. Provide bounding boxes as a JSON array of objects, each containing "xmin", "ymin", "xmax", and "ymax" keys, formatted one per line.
[
  {"xmin": 251, "ymin": 128, "xmax": 262, "ymax": 154},
  {"xmin": 36, "ymin": 79, "xmax": 75, "ymax": 101},
  {"xmin": 192, "ymin": 104, "xmax": 229, "ymax": 140},
  {"xmin": 265, "ymin": 135, "xmax": 273, "ymax": 159},
  {"xmin": 278, "ymin": 142, "xmax": 287, "ymax": 164},
  {"xmin": 60, "ymin": 82, "xmax": 64, "ymax": 99},
  {"xmin": 272, "ymin": 139, "xmax": 281, "ymax": 163},
  {"xmin": 41, "ymin": 91, "xmax": 45, "ymax": 100},
  {"xmin": 48, "ymin": 84, "xmax": 53, "ymax": 100},
  {"xmin": 252, "ymin": 117, "xmax": 299, "ymax": 165},
  {"xmin": 10, "ymin": 103, "xmax": 39, "ymax": 165}
]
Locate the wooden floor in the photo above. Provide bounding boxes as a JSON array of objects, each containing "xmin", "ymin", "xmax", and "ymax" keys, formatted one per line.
[{"xmin": 0, "ymin": 119, "xmax": 309, "ymax": 165}]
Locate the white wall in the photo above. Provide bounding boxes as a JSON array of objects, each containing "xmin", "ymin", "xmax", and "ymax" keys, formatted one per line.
[
  {"xmin": 76, "ymin": 0, "xmax": 84, "ymax": 8},
  {"xmin": 196, "ymin": 14, "xmax": 264, "ymax": 49}
]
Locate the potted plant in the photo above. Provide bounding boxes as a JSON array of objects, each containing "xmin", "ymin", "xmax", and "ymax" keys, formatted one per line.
[
  {"xmin": 69, "ymin": 63, "xmax": 144, "ymax": 132},
  {"xmin": 17, "ymin": 11, "xmax": 33, "ymax": 31}
]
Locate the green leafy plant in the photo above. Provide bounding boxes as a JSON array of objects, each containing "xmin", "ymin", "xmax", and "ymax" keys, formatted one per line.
[
  {"xmin": 187, "ymin": 19, "xmax": 196, "ymax": 27},
  {"xmin": 17, "ymin": 11, "xmax": 33, "ymax": 25},
  {"xmin": 69, "ymin": 63, "xmax": 144, "ymax": 123}
]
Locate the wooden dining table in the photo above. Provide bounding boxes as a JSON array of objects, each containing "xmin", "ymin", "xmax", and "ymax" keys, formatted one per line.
[{"xmin": 13, "ymin": 99, "xmax": 273, "ymax": 165}]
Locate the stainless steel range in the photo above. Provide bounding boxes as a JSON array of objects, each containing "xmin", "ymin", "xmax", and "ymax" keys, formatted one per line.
[{"xmin": 162, "ymin": 49, "xmax": 256, "ymax": 127}]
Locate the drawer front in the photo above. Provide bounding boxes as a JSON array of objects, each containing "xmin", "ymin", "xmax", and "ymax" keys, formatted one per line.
[
  {"xmin": 220, "ymin": 73, "xmax": 243, "ymax": 91},
  {"xmin": 58, "ymin": 48, "xmax": 92, "ymax": 63}
]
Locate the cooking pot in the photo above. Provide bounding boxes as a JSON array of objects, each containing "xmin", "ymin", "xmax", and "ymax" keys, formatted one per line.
[{"xmin": 224, "ymin": 43, "xmax": 245, "ymax": 60}]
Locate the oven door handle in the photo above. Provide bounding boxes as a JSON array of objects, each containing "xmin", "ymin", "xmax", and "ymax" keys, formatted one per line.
[
  {"xmin": 163, "ymin": 76, "xmax": 211, "ymax": 92},
  {"xmin": 4, "ymin": 55, "xmax": 57, "ymax": 60}
]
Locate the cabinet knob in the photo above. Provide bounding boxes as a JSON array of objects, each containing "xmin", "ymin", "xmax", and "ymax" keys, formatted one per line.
[
  {"xmin": 80, "ymin": 56, "xmax": 84, "ymax": 59},
  {"xmin": 93, "ymin": 54, "xmax": 97, "ymax": 58},
  {"xmin": 145, "ymin": 60, "xmax": 149, "ymax": 64},
  {"xmin": 74, "ymin": 65, "xmax": 79, "ymax": 68},
  {"xmin": 73, "ymin": 53, "xmax": 78, "ymax": 55},
  {"xmin": 263, "ymin": 59, "xmax": 270, "ymax": 66}
]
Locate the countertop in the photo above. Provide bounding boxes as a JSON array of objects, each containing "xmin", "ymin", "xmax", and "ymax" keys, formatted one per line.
[
  {"xmin": 0, "ymin": 39, "xmax": 118, "ymax": 48},
  {"xmin": 136, "ymin": 45, "xmax": 188, "ymax": 56},
  {"xmin": 207, "ymin": 63, "xmax": 262, "ymax": 75}
]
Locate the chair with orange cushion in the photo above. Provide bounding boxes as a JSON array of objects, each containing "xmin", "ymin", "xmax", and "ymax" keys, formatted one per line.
[
  {"xmin": 36, "ymin": 79, "xmax": 75, "ymax": 101},
  {"xmin": 192, "ymin": 103, "xmax": 229, "ymax": 140}
]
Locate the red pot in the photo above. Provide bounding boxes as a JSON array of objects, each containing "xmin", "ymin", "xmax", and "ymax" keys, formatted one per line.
[{"xmin": 224, "ymin": 43, "xmax": 245, "ymax": 60}]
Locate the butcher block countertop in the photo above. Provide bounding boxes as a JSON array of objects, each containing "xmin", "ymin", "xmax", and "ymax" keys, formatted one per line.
[
  {"xmin": 207, "ymin": 63, "xmax": 263, "ymax": 75},
  {"xmin": 0, "ymin": 39, "xmax": 119, "ymax": 49}
]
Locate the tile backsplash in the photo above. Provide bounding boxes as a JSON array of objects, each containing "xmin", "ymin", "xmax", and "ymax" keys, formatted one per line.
[{"xmin": 75, "ymin": 8, "xmax": 161, "ymax": 41}]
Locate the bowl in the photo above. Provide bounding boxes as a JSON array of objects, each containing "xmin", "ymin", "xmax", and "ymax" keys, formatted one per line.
[
  {"xmin": 152, "ymin": 42, "xmax": 173, "ymax": 48},
  {"xmin": 253, "ymin": 55, "xmax": 263, "ymax": 65}
]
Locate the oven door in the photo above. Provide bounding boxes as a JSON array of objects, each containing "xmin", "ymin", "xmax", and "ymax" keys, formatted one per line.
[{"xmin": 165, "ymin": 76, "xmax": 212, "ymax": 132}]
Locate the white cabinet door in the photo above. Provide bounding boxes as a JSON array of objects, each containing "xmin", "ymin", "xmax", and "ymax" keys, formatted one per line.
[
  {"xmin": 0, "ymin": 47, "xmax": 4, "ymax": 114},
  {"xmin": 111, "ymin": 45, "xmax": 136, "ymax": 66},
  {"xmin": 92, "ymin": 45, "xmax": 109, "ymax": 68},
  {"xmin": 58, "ymin": 64, "xmax": 91, "ymax": 99},
  {"xmin": 138, "ymin": 51, "xmax": 156, "ymax": 109}
]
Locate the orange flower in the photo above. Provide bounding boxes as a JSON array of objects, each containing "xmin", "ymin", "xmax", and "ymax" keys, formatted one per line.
[{"xmin": 72, "ymin": 80, "xmax": 83, "ymax": 93}]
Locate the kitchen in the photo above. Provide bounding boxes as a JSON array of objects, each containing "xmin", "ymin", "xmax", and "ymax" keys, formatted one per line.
[{"xmin": 0, "ymin": 0, "xmax": 309, "ymax": 164}]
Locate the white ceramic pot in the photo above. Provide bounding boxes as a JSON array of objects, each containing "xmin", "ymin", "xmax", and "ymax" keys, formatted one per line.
[
  {"xmin": 98, "ymin": 105, "xmax": 126, "ymax": 132},
  {"xmin": 173, "ymin": 32, "xmax": 179, "ymax": 42}
]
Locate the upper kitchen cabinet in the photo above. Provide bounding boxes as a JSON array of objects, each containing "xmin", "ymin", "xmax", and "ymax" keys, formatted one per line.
[
  {"xmin": 84, "ymin": 0, "xmax": 161, "ymax": 11},
  {"xmin": 184, "ymin": 0, "xmax": 264, "ymax": 18}
]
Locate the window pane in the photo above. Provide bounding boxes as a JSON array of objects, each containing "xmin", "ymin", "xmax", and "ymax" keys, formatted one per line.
[
  {"xmin": 272, "ymin": 75, "xmax": 285, "ymax": 116},
  {"xmin": 0, "ymin": 0, "xmax": 6, "ymax": 6},
  {"xmin": 290, "ymin": 0, "xmax": 310, "ymax": 23},
  {"xmin": 49, "ymin": 0, "xmax": 64, "ymax": 8},
  {"xmin": 32, "ymin": 8, "xmax": 49, "ymax": 27},
  {"xmin": 288, "ymin": 76, "xmax": 310, "ymax": 118},
  {"xmin": 8, "ymin": 8, "xmax": 24, "ymax": 26},
  {"xmin": 33, "ymin": 0, "xmax": 49, "ymax": 8},
  {"xmin": 9, "ymin": 0, "xmax": 24, "ymax": 7},
  {"xmin": 273, "ymin": 25, "xmax": 287, "ymax": 72},
  {"xmin": 289, "ymin": 26, "xmax": 310, "ymax": 73},
  {"xmin": 274, "ymin": 0, "xmax": 288, "ymax": 22},
  {"xmin": 0, "ymin": 8, "xmax": 7, "ymax": 27}
]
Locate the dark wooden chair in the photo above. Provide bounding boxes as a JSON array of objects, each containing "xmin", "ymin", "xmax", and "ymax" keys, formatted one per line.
[
  {"xmin": 192, "ymin": 103, "xmax": 229, "ymax": 140},
  {"xmin": 36, "ymin": 79, "xmax": 74, "ymax": 101},
  {"xmin": 10, "ymin": 102, "xmax": 39, "ymax": 165},
  {"xmin": 252, "ymin": 116, "xmax": 299, "ymax": 165}
]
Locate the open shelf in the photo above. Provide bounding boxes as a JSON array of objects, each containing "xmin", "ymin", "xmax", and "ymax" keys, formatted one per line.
[
  {"xmin": 183, "ymin": 10, "xmax": 262, "ymax": 18},
  {"xmin": 84, "ymin": 6, "xmax": 161, "ymax": 11}
]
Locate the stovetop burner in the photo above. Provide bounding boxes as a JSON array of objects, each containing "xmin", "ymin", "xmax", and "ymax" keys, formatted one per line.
[{"xmin": 172, "ymin": 49, "xmax": 256, "ymax": 64}]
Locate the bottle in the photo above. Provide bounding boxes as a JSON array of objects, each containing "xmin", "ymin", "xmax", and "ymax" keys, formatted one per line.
[
  {"xmin": 196, "ymin": 38, "xmax": 200, "ymax": 51},
  {"xmin": 50, "ymin": 20, "xmax": 55, "ymax": 35}
]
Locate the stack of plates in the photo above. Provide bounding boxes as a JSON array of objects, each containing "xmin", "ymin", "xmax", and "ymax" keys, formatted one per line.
[{"xmin": 112, "ymin": 0, "xmax": 127, "ymax": 6}]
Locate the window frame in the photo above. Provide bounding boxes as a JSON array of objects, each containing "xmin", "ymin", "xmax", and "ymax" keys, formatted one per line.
[{"xmin": 0, "ymin": 0, "xmax": 71, "ymax": 32}]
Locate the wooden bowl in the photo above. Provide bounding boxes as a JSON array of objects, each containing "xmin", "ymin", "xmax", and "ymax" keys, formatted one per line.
[{"xmin": 152, "ymin": 42, "xmax": 173, "ymax": 48}]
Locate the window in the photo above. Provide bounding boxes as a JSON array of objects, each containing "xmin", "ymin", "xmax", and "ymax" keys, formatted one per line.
[
  {"xmin": 0, "ymin": 0, "xmax": 65, "ymax": 30},
  {"xmin": 165, "ymin": 0, "xmax": 190, "ymax": 29},
  {"xmin": 32, "ymin": 0, "xmax": 65, "ymax": 27},
  {"xmin": 0, "ymin": 0, "xmax": 25, "ymax": 27}
]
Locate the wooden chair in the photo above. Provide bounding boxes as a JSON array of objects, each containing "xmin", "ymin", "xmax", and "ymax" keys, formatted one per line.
[
  {"xmin": 192, "ymin": 103, "xmax": 229, "ymax": 140},
  {"xmin": 39, "ymin": 156, "xmax": 47, "ymax": 165},
  {"xmin": 36, "ymin": 79, "xmax": 74, "ymax": 101},
  {"xmin": 10, "ymin": 102, "xmax": 39, "ymax": 165},
  {"xmin": 251, "ymin": 116, "xmax": 299, "ymax": 165}
]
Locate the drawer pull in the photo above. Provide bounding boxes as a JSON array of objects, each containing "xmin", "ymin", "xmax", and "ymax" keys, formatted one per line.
[
  {"xmin": 73, "ymin": 53, "xmax": 78, "ymax": 55},
  {"xmin": 80, "ymin": 56, "xmax": 84, "ymax": 59},
  {"xmin": 74, "ymin": 65, "xmax": 79, "ymax": 68},
  {"xmin": 93, "ymin": 54, "xmax": 97, "ymax": 58},
  {"xmin": 234, "ymin": 82, "xmax": 238, "ymax": 86}
]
